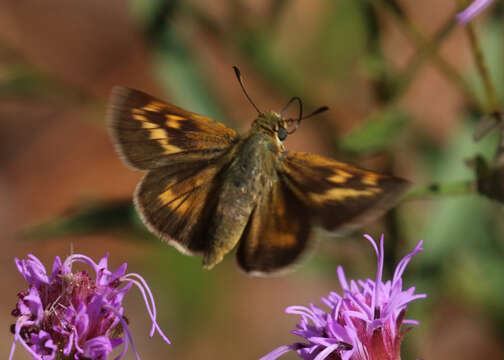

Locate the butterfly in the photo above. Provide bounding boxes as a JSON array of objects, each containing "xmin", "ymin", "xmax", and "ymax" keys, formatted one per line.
[{"xmin": 107, "ymin": 67, "xmax": 409, "ymax": 276}]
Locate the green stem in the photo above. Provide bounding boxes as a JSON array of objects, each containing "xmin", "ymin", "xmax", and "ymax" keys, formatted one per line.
[
  {"xmin": 458, "ymin": 0, "xmax": 504, "ymax": 162},
  {"xmin": 404, "ymin": 180, "xmax": 476, "ymax": 200},
  {"xmin": 465, "ymin": 17, "xmax": 501, "ymax": 113}
]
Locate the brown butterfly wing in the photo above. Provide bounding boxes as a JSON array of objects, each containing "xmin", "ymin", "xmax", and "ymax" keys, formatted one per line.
[
  {"xmin": 236, "ymin": 179, "xmax": 312, "ymax": 275},
  {"xmin": 134, "ymin": 158, "xmax": 229, "ymax": 255},
  {"xmin": 108, "ymin": 87, "xmax": 237, "ymax": 255},
  {"xmin": 237, "ymin": 151, "xmax": 408, "ymax": 275},
  {"xmin": 279, "ymin": 152, "xmax": 409, "ymax": 231},
  {"xmin": 107, "ymin": 87, "xmax": 237, "ymax": 170}
]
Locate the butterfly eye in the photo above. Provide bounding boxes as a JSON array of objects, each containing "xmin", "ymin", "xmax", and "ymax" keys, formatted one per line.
[{"xmin": 277, "ymin": 126, "xmax": 288, "ymax": 141}]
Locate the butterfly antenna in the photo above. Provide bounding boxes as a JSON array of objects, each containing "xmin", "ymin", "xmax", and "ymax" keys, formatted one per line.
[
  {"xmin": 283, "ymin": 102, "xmax": 328, "ymax": 135},
  {"xmin": 233, "ymin": 66, "xmax": 262, "ymax": 115},
  {"xmin": 303, "ymin": 106, "xmax": 329, "ymax": 119},
  {"xmin": 282, "ymin": 96, "xmax": 303, "ymax": 134}
]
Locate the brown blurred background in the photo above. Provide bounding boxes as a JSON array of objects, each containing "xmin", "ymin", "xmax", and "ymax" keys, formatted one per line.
[{"xmin": 2, "ymin": 0, "xmax": 504, "ymax": 359}]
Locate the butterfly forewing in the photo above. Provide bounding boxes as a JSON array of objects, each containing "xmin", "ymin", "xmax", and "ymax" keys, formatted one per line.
[
  {"xmin": 107, "ymin": 87, "xmax": 237, "ymax": 170},
  {"xmin": 279, "ymin": 152, "xmax": 409, "ymax": 231},
  {"xmin": 109, "ymin": 87, "xmax": 238, "ymax": 255}
]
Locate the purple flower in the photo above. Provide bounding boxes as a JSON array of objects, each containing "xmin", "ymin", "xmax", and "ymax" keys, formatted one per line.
[
  {"xmin": 9, "ymin": 253, "xmax": 170, "ymax": 360},
  {"xmin": 261, "ymin": 234, "xmax": 426, "ymax": 360},
  {"xmin": 457, "ymin": 0, "xmax": 495, "ymax": 24}
]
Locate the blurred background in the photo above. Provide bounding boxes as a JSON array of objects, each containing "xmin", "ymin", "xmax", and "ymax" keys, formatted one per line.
[{"xmin": 1, "ymin": 0, "xmax": 504, "ymax": 358}]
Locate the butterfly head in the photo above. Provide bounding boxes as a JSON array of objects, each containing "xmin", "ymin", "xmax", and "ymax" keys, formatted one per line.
[
  {"xmin": 253, "ymin": 110, "xmax": 310, "ymax": 143},
  {"xmin": 251, "ymin": 102, "xmax": 330, "ymax": 144},
  {"xmin": 251, "ymin": 111, "xmax": 291, "ymax": 142}
]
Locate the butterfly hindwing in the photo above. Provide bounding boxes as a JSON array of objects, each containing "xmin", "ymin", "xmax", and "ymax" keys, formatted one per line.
[
  {"xmin": 236, "ymin": 151, "xmax": 407, "ymax": 275},
  {"xmin": 279, "ymin": 152, "xmax": 409, "ymax": 232},
  {"xmin": 134, "ymin": 159, "xmax": 227, "ymax": 255},
  {"xmin": 236, "ymin": 180, "xmax": 312, "ymax": 275},
  {"xmin": 108, "ymin": 87, "xmax": 237, "ymax": 170}
]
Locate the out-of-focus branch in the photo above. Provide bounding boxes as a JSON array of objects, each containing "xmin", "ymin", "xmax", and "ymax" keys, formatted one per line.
[
  {"xmin": 368, "ymin": 0, "xmax": 482, "ymax": 108},
  {"xmin": 404, "ymin": 180, "xmax": 476, "ymax": 200}
]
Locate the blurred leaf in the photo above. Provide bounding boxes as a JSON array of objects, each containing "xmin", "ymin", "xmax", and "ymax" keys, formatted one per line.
[
  {"xmin": 146, "ymin": 0, "xmax": 181, "ymax": 42},
  {"xmin": 236, "ymin": 29, "xmax": 304, "ymax": 96},
  {"xmin": 467, "ymin": 16, "xmax": 504, "ymax": 107},
  {"xmin": 381, "ymin": 0, "xmax": 405, "ymax": 16},
  {"xmin": 454, "ymin": 251, "xmax": 504, "ymax": 311},
  {"xmin": 127, "ymin": 0, "xmax": 178, "ymax": 27},
  {"xmin": 153, "ymin": 29, "xmax": 232, "ymax": 126},
  {"xmin": 268, "ymin": 0, "xmax": 292, "ymax": 26},
  {"xmin": 149, "ymin": 242, "xmax": 223, "ymax": 338},
  {"xmin": 234, "ymin": 0, "xmax": 368, "ymax": 97},
  {"xmin": 403, "ymin": 121, "xmax": 501, "ymax": 331},
  {"xmin": 338, "ymin": 108, "xmax": 409, "ymax": 154},
  {"xmin": 417, "ymin": 121, "xmax": 497, "ymax": 258},
  {"xmin": 23, "ymin": 199, "xmax": 147, "ymax": 240},
  {"xmin": 315, "ymin": 0, "xmax": 368, "ymax": 81},
  {"xmin": 406, "ymin": 121, "xmax": 502, "ymax": 338},
  {"xmin": 0, "ymin": 63, "xmax": 60, "ymax": 97}
]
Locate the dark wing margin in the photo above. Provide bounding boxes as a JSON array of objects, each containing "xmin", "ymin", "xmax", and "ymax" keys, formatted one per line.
[
  {"xmin": 236, "ymin": 181, "xmax": 312, "ymax": 275},
  {"xmin": 134, "ymin": 159, "xmax": 226, "ymax": 255},
  {"xmin": 279, "ymin": 152, "xmax": 409, "ymax": 232},
  {"xmin": 107, "ymin": 87, "xmax": 237, "ymax": 170}
]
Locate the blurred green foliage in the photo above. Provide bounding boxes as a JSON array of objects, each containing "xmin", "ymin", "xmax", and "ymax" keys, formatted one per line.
[{"xmin": 339, "ymin": 108, "xmax": 409, "ymax": 154}]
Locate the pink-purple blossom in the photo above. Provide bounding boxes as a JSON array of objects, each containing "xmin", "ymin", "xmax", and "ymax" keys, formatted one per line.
[
  {"xmin": 9, "ymin": 253, "xmax": 170, "ymax": 360},
  {"xmin": 457, "ymin": 0, "xmax": 495, "ymax": 24},
  {"xmin": 261, "ymin": 234, "xmax": 426, "ymax": 360}
]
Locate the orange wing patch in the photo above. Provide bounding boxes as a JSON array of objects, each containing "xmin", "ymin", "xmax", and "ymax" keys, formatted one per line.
[
  {"xmin": 165, "ymin": 114, "xmax": 186, "ymax": 129},
  {"xmin": 134, "ymin": 161, "xmax": 222, "ymax": 255},
  {"xmin": 309, "ymin": 188, "xmax": 382, "ymax": 204},
  {"xmin": 157, "ymin": 166, "xmax": 218, "ymax": 212}
]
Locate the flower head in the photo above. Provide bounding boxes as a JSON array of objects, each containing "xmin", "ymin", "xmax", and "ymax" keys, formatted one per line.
[
  {"xmin": 457, "ymin": 0, "xmax": 495, "ymax": 24},
  {"xmin": 9, "ymin": 253, "xmax": 170, "ymax": 360},
  {"xmin": 261, "ymin": 234, "xmax": 426, "ymax": 360}
]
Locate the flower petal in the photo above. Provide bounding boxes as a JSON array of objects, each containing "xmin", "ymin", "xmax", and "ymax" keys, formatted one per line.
[
  {"xmin": 15, "ymin": 256, "xmax": 49, "ymax": 285},
  {"xmin": 259, "ymin": 344, "xmax": 299, "ymax": 360},
  {"xmin": 83, "ymin": 336, "xmax": 113, "ymax": 360},
  {"xmin": 313, "ymin": 343, "xmax": 341, "ymax": 360},
  {"xmin": 457, "ymin": 0, "xmax": 495, "ymax": 24}
]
